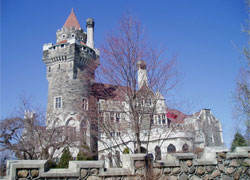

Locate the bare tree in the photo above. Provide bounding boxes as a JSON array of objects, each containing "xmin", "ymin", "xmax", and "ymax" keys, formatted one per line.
[
  {"xmin": 0, "ymin": 97, "xmax": 79, "ymax": 160},
  {"xmin": 233, "ymin": 0, "xmax": 250, "ymax": 144},
  {"xmin": 94, "ymin": 14, "xmax": 180, "ymax": 156}
]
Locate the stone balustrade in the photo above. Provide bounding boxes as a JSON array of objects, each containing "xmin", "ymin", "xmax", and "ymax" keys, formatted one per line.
[{"xmin": 1, "ymin": 146, "xmax": 250, "ymax": 180}]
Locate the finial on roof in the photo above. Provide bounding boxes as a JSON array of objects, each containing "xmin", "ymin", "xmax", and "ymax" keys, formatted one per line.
[{"xmin": 71, "ymin": 8, "xmax": 74, "ymax": 13}]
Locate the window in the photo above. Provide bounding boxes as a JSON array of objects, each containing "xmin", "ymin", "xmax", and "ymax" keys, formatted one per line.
[
  {"xmin": 167, "ymin": 119, "xmax": 171, "ymax": 127},
  {"xmin": 167, "ymin": 144, "xmax": 176, "ymax": 153},
  {"xmin": 158, "ymin": 115, "xmax": 161, "ymax": 124},
  {"xmin": 116, "ymin": 132, "xmax": 121, "ymax": 136},
  {"xmin": 82, "ymin": 99, "xmax": 88, "ymax": 110},
  {"xmin": 146, "ymin": 99, "xmax": 152, "ymax": 106},
  {"xmin": 150, "ymin": 114, "xmax": 154, "ymax": 125},
  {"xmin": 71, "ymin": 34, "xmax": 75, "ymax": 37},
  {"xmin": 141, "ymin": 98, "xmax": 144, "ymax": 106},
  {"xmin": 182, "ymin": 144, "xmax": 189, "ymax": 152},
  {"xmin": 55, "ymin": 97, "xmax": 62, "ymax": 109},
  {"xmin": 110, "ymin": 112, "xmax": 114, "ymax": 121},
  {"xmin": 110, "ymin": 132, "xmax": 115, "ymax": 137},
  {"xmin": 62, "ymin": 34, "xmax": 66, "ymax": 38},
  {"xmin": 116, "ymin": 113, "xmax": 120, "ymax": 123},
  {"xmin": 162, "ymin": 114, "xmax": 166, "ymax": 124}
]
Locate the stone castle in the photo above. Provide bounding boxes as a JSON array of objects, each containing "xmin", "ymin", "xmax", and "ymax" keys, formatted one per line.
[{"xmin": 42, "ymin": 10, "xmax": 226, "ymax": 166}]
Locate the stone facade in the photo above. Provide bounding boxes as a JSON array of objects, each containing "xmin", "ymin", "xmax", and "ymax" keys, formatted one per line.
[
  {"xmin": 41, "ymin": 10, "xmax": 225, "ymax": 161},
  {"xmin": 2, "ymin": 146, "xmax": 250, "ymax": 180},
  {"xmin": 42, "ymin": 10, "xmax": 99, "ymax": 153}
]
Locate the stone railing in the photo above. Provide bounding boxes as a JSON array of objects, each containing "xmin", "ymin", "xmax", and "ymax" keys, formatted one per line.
[{"xmin": 2, "ymin": 146, "xmax": 250, "ymax": 180}]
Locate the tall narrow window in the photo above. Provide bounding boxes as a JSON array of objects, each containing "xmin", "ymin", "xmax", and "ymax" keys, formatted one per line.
[
  {"xmin": 110, "ymin": 132, "xmax": 115, "ymax": 137},
  {"xmin": 158, "ymin": 115, "xmax": 161, "ymax": 124},
  {"xmin": 116, "ymin": 113, "xmax": 120, "ymax": 123},
  {"xmin": 150, "ymin": 114, "xmax": 154, "ymax": 125},
  {"xmin": 162, "ymin": 114, "xmax": 166, "ymax": 124},
  {"xmin": 110, "ymin": 112, "xmax": 114, "ymax": 121},
  {"xmin": 82, "ymin": 99, "xmax": 88, "ymax": 110},
  {"xmin": 55, "ymin": 97, "xmax": 62, "ymax": 109},
  {"xmin": 141, "ymin": 98, "xmax": 144, "ymax": 106}
]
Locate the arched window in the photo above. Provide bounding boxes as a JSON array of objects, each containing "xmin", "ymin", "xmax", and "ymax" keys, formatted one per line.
[
  {"xmin": 167, "ymin": 144, "xmax": 176, "ymax": 153},
  {"xmin": 155, "ymin": 146, "xmax": 161, "ymax": 160},
  {"xmin": 182, "ymin": 143, "xmax": 189, "ymax": 152}
]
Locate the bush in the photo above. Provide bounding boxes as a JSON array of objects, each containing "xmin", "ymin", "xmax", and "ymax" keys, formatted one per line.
[
  {"xmin": 123, "ymin": 147, "xmax": 129, "ymax": 154},
  {"xmin": 57, "ymin": 148, "xmax": 72, "ymax": 168},
  {"xmin": 231, "ymin": 132, "xmax": 248, "ymax": 151},
  {"xmin": 76, "ymin": 151, "xmax": 93, "ymax": 160}
]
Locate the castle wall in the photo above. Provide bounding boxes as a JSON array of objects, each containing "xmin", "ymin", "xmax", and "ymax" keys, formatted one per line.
[{"xmin": 4, "ymin": 146, "xmax": 250, "ymax": 180}]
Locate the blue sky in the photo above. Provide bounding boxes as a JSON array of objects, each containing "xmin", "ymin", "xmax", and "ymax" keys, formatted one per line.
[{"xmin": 1, "ymin": 0, "xmax": 248, "ymax": 148}]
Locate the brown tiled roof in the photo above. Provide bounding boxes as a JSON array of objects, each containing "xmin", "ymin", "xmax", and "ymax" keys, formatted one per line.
[
  {"xmin": 166, "ymin": 109, "xmax": 190, "ymax": 124},
  {"xmin": 63, "ymin": 8, "xmax": 81, "ymax": 29},
  {"xmin": 91, "ymin": 83, "xmax": 128, "ymax": 101}
]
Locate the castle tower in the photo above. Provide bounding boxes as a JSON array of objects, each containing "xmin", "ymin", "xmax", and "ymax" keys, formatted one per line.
[{"xmin": 42, "ymin": 9, "xmax": 99, "ymax": 145}]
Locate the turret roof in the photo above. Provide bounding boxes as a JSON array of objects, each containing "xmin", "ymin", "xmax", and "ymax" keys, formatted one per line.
[{"xmin": 63, "ymin": 8, "xmax": 81, "ymax": 29}]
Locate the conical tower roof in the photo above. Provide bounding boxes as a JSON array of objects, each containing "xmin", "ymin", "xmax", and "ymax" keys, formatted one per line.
[{"xmin": 63, "ymin": 8, "xmax": 81, "ymax": 29}]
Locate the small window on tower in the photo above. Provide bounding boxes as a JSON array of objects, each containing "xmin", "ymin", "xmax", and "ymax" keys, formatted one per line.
[
  {"xmin": 62, "ymin": 34, "xmax": 66, "ymax": 38},
  {"xmin": 82, "ymin": 99, "xmax": 88, "ymax": 110},
  {"xmin": 71, "ymin": 34, "xmax": 75, "ymax": 37},
  {"xmin": 55, "ymin": 97, "xmax": 62, "ymax": 109},
  {"xmin": 110, "ymin": 112, "xmax": 114, "ymax": 121},
  {"xmin": 116, "ymin": 113, "xmax": 120, "ymax": 123}
]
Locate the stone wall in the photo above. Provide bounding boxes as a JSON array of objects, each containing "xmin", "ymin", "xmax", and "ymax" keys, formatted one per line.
[{"xmin": 2, "ymin": 146, "xmax": 250, "ymax": 180}]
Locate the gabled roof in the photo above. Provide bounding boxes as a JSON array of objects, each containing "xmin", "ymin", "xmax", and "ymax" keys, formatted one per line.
[
  {"xmin": 63, "ymin": 8, "xmax": 81, "ymax": 29},
  {"xmin": 136, "ymin": 83, "xmax": 155, "ymax": 98}
]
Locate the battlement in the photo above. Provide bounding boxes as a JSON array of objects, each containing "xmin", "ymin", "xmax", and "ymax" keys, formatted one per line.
[{"xmin": 43, "ymin": 39, "xmax": 97, "ymax": 65}]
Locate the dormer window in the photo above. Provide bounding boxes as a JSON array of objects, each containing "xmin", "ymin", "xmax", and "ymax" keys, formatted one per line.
[
  {"xmin": 71, "ymin": 34, "xmax": 75, "ymax": 37},
  {"xmin": 62, "ymin": 34, "xmax": 66, "ymax": 38},
  {"xmin": 80, "ymin": 36, "xmax": 83, "ymax": 40}
]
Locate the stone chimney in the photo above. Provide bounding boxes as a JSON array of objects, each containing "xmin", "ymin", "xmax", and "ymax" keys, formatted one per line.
[
  {"xmin": 137, "ymin": 60, "xmax": 148, "ymax": 89},
  {"xmin": 86, "ymin": 18, "xmax": 95, "ymax": 49}
]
